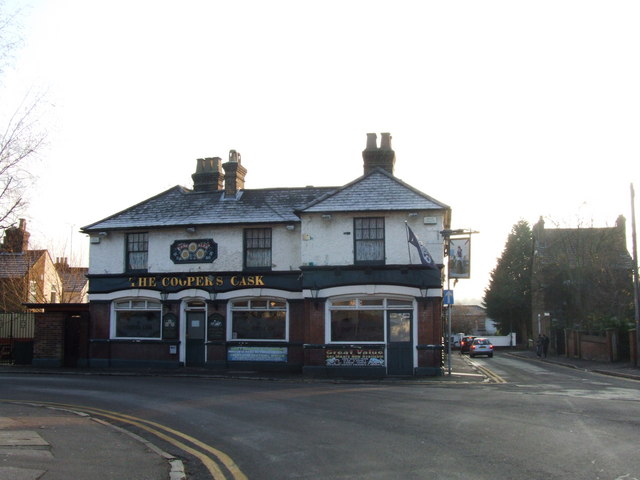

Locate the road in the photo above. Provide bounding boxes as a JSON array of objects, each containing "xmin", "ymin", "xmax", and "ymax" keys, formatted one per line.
[{"xmin": 1, "ymin": 354, "xmax": 639, "ymax": 480}]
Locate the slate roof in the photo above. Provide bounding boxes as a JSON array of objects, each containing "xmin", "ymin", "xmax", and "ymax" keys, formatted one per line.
[
  {"xmin": 82, "ymin": 167, "xmax": 450, "ymax": 233},
  {"xmin": 0, "ymin": 251, "xmax": 46, "ymax": 278},
  {"xmin": 59, "ymin": 267, "xmax": 88, "ymax": 292},
  {"xmin": 299, "ymin": 168, "xmax": 450, "ymax": 213},
  {"xmin": 82, "ymin": 186, "xmax": 336, "ymax": 232}
]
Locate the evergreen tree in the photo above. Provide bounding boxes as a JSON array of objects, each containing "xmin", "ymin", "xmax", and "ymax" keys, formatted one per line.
[{"xmin": 483, "ymin": 220, "xmax": 533, "ymax": 343}]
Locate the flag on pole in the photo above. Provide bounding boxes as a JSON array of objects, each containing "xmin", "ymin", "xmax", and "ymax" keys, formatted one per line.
[{"xmin": 406, "ymin": 224, "xmax": 437, "ymax": 269}]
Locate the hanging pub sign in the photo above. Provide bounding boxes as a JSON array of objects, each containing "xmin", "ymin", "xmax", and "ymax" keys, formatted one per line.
[
  {"xmin": 170, "ymin": 239, "xmax": 218, "ymax": 264},
  {"xmin": 449, "ymin": 237, "xmax": 471, "ymax": 279}
]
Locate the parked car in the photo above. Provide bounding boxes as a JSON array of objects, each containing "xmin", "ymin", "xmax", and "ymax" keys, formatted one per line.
[
  {"xmin": 459, "ymin": 336, "xmax": 476, "ymax": 354},
  {"xmin": 469, "ymin": 337, "xmax": 494, "ymax": 358}
]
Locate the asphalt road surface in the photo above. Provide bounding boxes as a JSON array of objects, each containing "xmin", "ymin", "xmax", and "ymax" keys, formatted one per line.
[{"xmin": 2, "ymin": 354, "xmax": 639, "ymax": 480}]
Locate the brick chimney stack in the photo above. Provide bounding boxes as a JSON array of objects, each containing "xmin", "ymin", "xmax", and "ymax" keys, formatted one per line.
[
  {"xmin": 192, "ymin": 157, "xmax": 224, "ymax": 192},
  {"xmin": 362, "ymin": 132, "xmax": 396, "ymax": 175},
  {"xmin": 222, "ymin": 150, "xmax": 247, "ymax": 197},
  {"xmin": 0, "ymin": 219, "xmax": 30, "ymax": 253}
]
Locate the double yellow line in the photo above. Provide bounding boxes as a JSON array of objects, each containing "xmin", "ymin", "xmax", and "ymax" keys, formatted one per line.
[
  {"xmin": 3, "ymin": 400, "xmax": 247, "ymax": 480},
  {"xmin": 469, "ymin": 362, "xmax": 507, "ymax": 384}
]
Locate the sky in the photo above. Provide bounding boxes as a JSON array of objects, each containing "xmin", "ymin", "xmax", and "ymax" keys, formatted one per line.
[{"xmin": 2, "ymin": 0, "xmax": 639, "ymax": 304}]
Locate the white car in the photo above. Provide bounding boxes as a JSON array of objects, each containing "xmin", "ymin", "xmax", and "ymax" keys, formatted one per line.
[{"xmin": 469, "ymin": 338, "xmax": 494, "ymax": 358}]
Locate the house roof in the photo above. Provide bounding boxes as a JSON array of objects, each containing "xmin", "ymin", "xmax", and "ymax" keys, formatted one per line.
[
  {"xmin": 298, "ymin": 168, "xmax": 450, "ymax": 214},
  {"xmin": 58, "ymin": 267, "xmax": 88, "ymax": 292},
  {"xmin": 81, "ymin": 168, "xmax": 450, "ymax": 233},
  {"xmin": 82, "ymin": 185, "xmax": 336, "ymax": 232},
  {"xmin": 0, "ymin": 250, "xmax": 47, "ymax": 278}
]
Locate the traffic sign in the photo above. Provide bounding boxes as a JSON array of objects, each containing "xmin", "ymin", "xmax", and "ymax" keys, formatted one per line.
[{"xmin": 443, "ymin": 290, "xmax": 454, "ymax": 305}]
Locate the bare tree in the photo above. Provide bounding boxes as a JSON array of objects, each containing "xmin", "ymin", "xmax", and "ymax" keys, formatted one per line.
[{"xmin": 0, "ymin": 2, "xmax": 46, "ymax": 231}]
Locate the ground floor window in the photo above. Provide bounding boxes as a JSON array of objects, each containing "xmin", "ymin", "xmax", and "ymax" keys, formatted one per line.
[
  {"xmin": 328, "ymin": 297, "xmax": 413, "ymax": 343},
  {"xmin": 230, "ymin": 299, "xmax": 287, "ymax": 340},
  {"xmin": 331, "ymin": 310, "xmax": 384, "ymax": 342},
  {"xmin": 113, "ymin": 299, "xmax": 162, "ymax": 338}
]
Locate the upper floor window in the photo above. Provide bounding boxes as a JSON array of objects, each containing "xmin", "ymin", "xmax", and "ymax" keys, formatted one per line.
[
  {"xmin": 127, "ymin": 232, "xmax": 148, "ymax": 272},
  {"xmin": 354, "ymin": 217, "xmax": 385, "ymax": 265},
  {"xmin": 244, "ymin": 228, "xmax": 272, "ymax": 270}
]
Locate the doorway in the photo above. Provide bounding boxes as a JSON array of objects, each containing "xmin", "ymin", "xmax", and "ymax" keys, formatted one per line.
[
  {"xmin": 387, "ymin": 311, "xmax": 413, "ymax": 375},
  {"xmin": 63, "ymin": 315, "xmax": 82, "ymax": 367},
  {"xmin": 186, "ymin": 311, "xmax": 206, "ymax": 366}
]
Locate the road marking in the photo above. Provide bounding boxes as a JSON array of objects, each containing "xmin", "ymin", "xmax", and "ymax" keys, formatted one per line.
[
  {"xmin": 466, "ymin": 359, "xmax": 507, "ymax": 384},
  {"xmin": 1, "ymin": 401, "xmax": 246, "ymax": 480}
]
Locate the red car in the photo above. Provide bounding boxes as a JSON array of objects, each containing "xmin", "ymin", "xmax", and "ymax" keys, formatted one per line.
[{"xmin": 459, "ymin": 336, "xmax": 476, "ymax": 354}]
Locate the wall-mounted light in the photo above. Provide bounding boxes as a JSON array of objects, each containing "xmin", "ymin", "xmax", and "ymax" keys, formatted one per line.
[
  {"xmin": 160, "ymin": 290, "xmax": 169, "ymax": 302},
  {"xmin": 286, "ymin": 224, "xmax": 295, "ymax": 231},
  {"xmin": 419, "ymin": 285, "xmax": 429, "ymax": 304},
  {"xmin": 310, "ymin": 285, "xmax": 320, "ymax": 309},
  {"xmin": 408, "ymin": 212, "xmax": 418, "ymax": 217},
  {"xmin": 209, "ymin": 290, "xmax": 218, "ymax": 310},
  {"xmin": 98, "ymin": 231, "xmax": 108, "ymax": 237},
  {"xmin": 186, "ymin": 226, "xmax": 196, "ymax": 233},
  {"xmin": 321, "ymin": 214, "xmax": 332, "ymax": 220}
]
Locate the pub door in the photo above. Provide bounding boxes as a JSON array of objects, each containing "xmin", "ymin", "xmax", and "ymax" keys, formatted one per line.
[
  {"xmin": 387, "ymin": 311, "xmax": 413, "ymax": 375},
  {"xmin": 186, "ymin": 311, "xmax": 206, "ymax": 366}
]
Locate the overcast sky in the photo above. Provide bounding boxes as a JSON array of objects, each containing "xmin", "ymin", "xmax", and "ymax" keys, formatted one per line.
[{"xmin": 3, "ymin": 0, "xmax": 639, "ymax": 303}]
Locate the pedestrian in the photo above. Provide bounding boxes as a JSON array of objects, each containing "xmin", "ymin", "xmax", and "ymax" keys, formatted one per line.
[
  {"xmin": 542, "ymin": 334, "xmax": 550, "ymax": 358},
  {"xmin": 535, "ymin": 334, "xmax": 543, "ymax": 358}
]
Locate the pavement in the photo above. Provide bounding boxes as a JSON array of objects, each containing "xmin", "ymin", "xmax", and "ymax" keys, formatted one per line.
[
  {"xmin": 506, "ymin": 348, "xmax": 640, "ymax": 381},
  {"xmin": 0, "ymin": 350, "xmax": 637, "ymax": 480},
  {"xmin": 0, "ymin": 401, "xmax": 184, "ymax": 480}
]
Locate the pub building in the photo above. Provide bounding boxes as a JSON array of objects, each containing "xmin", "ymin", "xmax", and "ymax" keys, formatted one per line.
[{"xmin": 80, "ymin": 133, "xmax": 451, "ymax": 376}]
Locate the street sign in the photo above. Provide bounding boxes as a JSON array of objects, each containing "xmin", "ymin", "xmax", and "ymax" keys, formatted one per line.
[{"xmin": 443, "ymin": 290, "xmax": 454, "ymax": 305}]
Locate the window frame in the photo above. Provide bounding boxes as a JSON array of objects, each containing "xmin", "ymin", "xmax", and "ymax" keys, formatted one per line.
[
  {"xmin": 243, "ymin": 228, "xmax": 272, "ymax": 271},
  {"xmin": 111, "ymin": 298, "xmax": 163, "ymax": 340},
  {"xmin": 327, "ymin": 297, "xmax": 413, "ymax": 344},
  {"xmin": 126, "ymin": 232, "xmax": 149, "ymax": 273},
  {"xmin": 353, "ymin": 217, "xmax": 385, "ymax": 266},
  {"xmin": 229, "ymin": 298, "xmax": 288, "ymax": 342}
]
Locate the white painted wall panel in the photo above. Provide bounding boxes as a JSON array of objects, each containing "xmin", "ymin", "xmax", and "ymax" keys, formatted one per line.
[
  {"xmin": 299, "ymin": 213, "xmax": 445, "ymax": 266},
  {"xmin": 88, "ymin": 225, "xmax": 302, "ymax": 274}
]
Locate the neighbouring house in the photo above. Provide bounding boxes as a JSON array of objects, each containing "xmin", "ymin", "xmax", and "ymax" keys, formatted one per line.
[
  {"xmin": 450, "ymin": 305, "xmax": 497, "ymax": 337},
  {"xmin": 55, "ymin": 258, "xmax": 89, "ymax": 303},
  {"xmin": 0, "ymin": 220, "xmax": 62, "ymax": 311},
  {"xmin": 531, "ymin": 215, "xmax": 634, "ymax": 358},
  {"xmin": 70, "ymin": 133, "xmax": 452, "ymax": 376},
  {"xmin": 1, "ymin": 220, "xmax": 88, "ymax": 364}
]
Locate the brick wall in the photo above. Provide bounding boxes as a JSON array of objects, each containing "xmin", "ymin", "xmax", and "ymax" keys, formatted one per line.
[{"xmin": 33, "ymin": 312, "xmax": 65, "ymax": 365}]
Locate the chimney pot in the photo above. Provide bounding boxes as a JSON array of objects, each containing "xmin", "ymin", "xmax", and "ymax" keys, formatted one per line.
[
  {"xmin": 223, "ymin": 150, "xmax": 247, "ymax": 198},
  {"xmin": 365, "ymin": 133, "xmax": 377, "ymax": 150},
  {"xmin": 0, "ymin": 218, "xmax": 30, "ymax": 252},
  {"xmin": 380, "ymin": 132, "xmax": 392, "ymax": 150},
  {"xmin": 362, "ymin": 132, "xmax": 395, "ymax": 176},
  {"xmin": 192, "ymin": 156, "xmax": 224, "ymax": 191}
]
